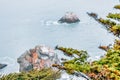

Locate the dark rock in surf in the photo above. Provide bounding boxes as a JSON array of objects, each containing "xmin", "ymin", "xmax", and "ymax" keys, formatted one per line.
[{"xmin": 0, "ymin": 64, "xmax": 7, "ymax": 69}]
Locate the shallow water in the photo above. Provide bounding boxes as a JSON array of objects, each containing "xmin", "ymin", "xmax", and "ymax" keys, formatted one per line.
[{"xmin": 0, "ymin": 0, "xmax": 118, "ymax": 74}]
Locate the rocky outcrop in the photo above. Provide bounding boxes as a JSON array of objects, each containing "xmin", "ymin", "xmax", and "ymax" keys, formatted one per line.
[
  {"xmin": 0, "ymin": 64, "xmax": 7, "ymax": 69},
  {"xmin": 58, "ymin": 12, "xmax": 80, "ymax": 23},
  {"xmin": 17, "ymin": 45, "xmax": 60, "ymax": 72}
]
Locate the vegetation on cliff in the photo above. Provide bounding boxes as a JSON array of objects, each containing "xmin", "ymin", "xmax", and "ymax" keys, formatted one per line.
[
  {"xmin": 83, "ymin": 4, "xmax": 120, "ymax": 79},
  {"xmin": 56, "ymin": 40, "xmax": 120, "ymax": 80},
  {"xmin": 0, "ymin": 68, "xmax": 61, "ymax": 80},
  {"xmin": 56, "ymin": 46, "xmax": 90, "ymax": 73},
  {"xmin": 2, "ymin": 41, "xmax": 120, "ymax": 80},
  {"xmin": 107, "ymin": 13, "xmax": 120, "ymax": 21},
  {"xmin": 98, "ymin": 18, "xmax": 116, "ymax": 27},
  {"xmin": 87, "ymin": 12, "xmax": 120, "ymax": 37}
]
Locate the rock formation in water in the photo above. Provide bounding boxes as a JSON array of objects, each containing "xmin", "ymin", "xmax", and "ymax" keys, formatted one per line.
[
  {"xmin": 58, "ymin": 12, "xmax": 80, "ymax": 23},
  {"xmin": 17, "ymin": 45, "xmax": 60, "ymax": 72},
  {"xmin": 0, "ymin": 63, "xmax": 7, "ymax": 69}
]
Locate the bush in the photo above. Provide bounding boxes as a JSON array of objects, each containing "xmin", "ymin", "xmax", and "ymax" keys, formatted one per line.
[
  {"xmin": 0, "ymin": 68, "xmax": 61, "ymax": 80},
  {"xmin": 107, "ymin": 13, "xmax": 120, "ymax": 21},
  {"xmin": 114, "ymin": 5, "xmax": 120, "ymax": 9}
]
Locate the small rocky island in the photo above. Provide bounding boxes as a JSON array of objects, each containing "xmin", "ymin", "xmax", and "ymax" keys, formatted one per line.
[{"xmin": 58, "ymin": 12, "xmax": 80, "ymax": 23}]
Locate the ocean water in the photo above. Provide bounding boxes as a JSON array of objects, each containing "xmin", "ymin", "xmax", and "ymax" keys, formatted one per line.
[{"xmin": 0, "ymin": 0, "xmax": 118, "ymax": 74}]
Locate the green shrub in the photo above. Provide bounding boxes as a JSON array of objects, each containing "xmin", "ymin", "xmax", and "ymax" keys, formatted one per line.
[
  {"xmin": 114, "ymin": 5, "xmax": 120, "ymax": 9},
  {"xmin": 0, "ymin": 68, "xmax": 61, "ymax": 80},
  {"xmin": 57, "ymin": 42, "xmax": 120, "ymax": 80},
  {"xmin": 107, "ymin": 13, "xmax": 120, "ymax": 21}
]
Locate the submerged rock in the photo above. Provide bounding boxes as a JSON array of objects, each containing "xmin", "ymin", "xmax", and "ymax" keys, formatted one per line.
[
  {"xmin": 0, "ymin": 64, "xmax": 7, "ymax": 69},
  {"xmin": 58, "ymin": 12, "xmax": 80, "ymax": 23},
  {"xmin": 17, "ymin": 45, "xmax": 60, "ymax": 72}
]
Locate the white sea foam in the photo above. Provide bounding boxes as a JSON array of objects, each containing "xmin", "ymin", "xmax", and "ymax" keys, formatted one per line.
[{"xmin": 45, "ymin": 20, "xmax": 60, "ymax": 26}]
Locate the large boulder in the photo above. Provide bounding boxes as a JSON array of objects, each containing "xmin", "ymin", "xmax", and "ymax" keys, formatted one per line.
[
  {"xmin": 0, "ymin": 63, "xmax": 7, "ymax": 69},
  {"xmin": 17, "ymin": 45, "xmax": 60, "ymax": 72},
  {"xmin": 58, "ymin": 12, "xmax": 80, "ymax": 23}
]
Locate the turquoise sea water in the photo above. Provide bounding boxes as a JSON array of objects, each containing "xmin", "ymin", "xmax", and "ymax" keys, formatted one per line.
[{"xmin": 0, "ymin": 0, "xmax": 118, "ymax": 74}]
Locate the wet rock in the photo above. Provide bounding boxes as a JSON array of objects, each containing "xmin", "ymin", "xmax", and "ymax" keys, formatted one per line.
[
  {"xmin": 0, "ymin": 63, "xmax": 7, "ymax": 69},
  {"xmin": 17, "ymin": 45, "xmax": 60, "ymax": 72},
  {"xmin": 58, "ymin": 12, "xmax": 80, "ymax": 23}
]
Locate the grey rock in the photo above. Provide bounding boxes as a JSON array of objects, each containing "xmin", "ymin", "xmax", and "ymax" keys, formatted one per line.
[{"xmin": 58, "ymin": 12, "xmax": 80, "ymax": 23}]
